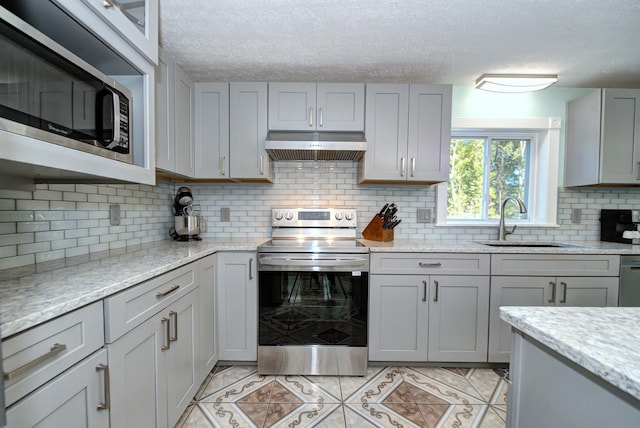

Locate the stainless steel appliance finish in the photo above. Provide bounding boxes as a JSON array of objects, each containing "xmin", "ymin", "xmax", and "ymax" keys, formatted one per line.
[
  {"xmin": 258, "ymin": 207, "xmax": 369, "ymax": 376},
  {"xmin": 265, "ymin": 131, "xmax": 366, "ymax": 161},
  {"xmin": 619, "ymin": 256, "xmax": 640, "ymax": 307},
  {"xmin": 0, "ymin": 6, "xmax": 132, "ymax": 163},
  {"xmin": 0, "ymin": 336, "xmax": 5, "ymax": 428}
]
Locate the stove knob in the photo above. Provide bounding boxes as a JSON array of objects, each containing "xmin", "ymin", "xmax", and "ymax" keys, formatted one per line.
[
  {"xmin": 273, "ymin": 211, "xmax": 283, "ymax": 221},
  {"xmin": 345, "ymin": 211, "xmax": 355, "ymax": 221},
  {"xmin": 285, "ymin": 211, "xmax": 294, "ymax": 221},
  {"xmin": 335, "ymin": 211, "xmax": 344, "ymax": 220}
]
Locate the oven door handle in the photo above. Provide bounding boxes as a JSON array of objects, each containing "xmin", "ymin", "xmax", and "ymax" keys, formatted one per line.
[{"xmin": 258, "ymin": 255, "xmax": 369, "ymax": 270}]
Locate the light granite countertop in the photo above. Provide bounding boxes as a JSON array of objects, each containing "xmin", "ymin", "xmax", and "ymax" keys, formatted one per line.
[
  {"xmin": 0, "ymin": 239, "xmax": 266, "ymax": 339},
  {"xmin": 500, "ymin": 306, "xmax": 640, "ymax": 401},
  {"xmin": 1, "ymin": 237, "xmax": 637, "ymax": 340}
]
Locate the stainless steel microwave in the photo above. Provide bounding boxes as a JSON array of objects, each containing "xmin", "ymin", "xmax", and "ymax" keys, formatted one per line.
[{"xmin": 0, "ymin": 7, "xmax": 132, "ymax": 164}]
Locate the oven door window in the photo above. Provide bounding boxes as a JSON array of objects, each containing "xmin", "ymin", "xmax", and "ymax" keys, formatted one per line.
[{"xmin": 259, "ymin": 271, "xmax": 368, "ymax": 347}]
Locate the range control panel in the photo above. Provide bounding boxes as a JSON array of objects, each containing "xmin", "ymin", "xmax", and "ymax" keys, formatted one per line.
[{"xmin": 271, "ymin": 207, "xmax": 357, "ymax": 228}]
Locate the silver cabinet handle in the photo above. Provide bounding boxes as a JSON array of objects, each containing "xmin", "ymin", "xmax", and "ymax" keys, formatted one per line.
[
  {"xmin": 419, "ymin": 262, "xmax": 442, "ymax": 268},
  {"xmin": 161, "ymin": 317, "xmax": 171, "ymax": 350},
  {"xmin": 411, "ymin": 158, "xmax": 416, "ymax": 177},
  {"xmin": 260, "ymin": 155, "xmax": 264, "ymax": 175},
  {"xmin": 249, "ymin": 258, "xmax": 254, "ymax": 280},
  {"xmin": 548, "ymin": 281, "xmax": 556, "ymax": 304},
  {"xmin": 169, "ymin": 311, "xmax": 178, "ymax": 342},
  {"xmin": 560, "ymin": 281, "xmax": 568, "ymax": 304},
  {"xmin": 433, "ymin": 280, "xmax": 439, "ymax": 302},
  {"xmin": 400, "ymin": 157, "xmax": 406, "ymax": 177},
  {"xmin": 308, "ymin": 107, "xmax": 314, "ymax": 127},
  {"xmin": 319, "ymin": 107, "xmax": 324, "ymax": 127},
  {"xmin": 221, "ymin": 156, "xmax": 226, "ymax": 176},
  {"xmin": 102, "ymin": 0, "xmax": 116, "ymax": 8},
  {"xmin": 422, "ymin": 280, "xmax": 427, "ymax": 302},
  {"xmin": 156, "ymin": 284, "xmax": 180, "ymax": 298},
  {"xmin": 637, "ymin": 162, "xmax": 640, "ymax": 180},
  {"xmin": 96, "ymin": 363, "xmax": 111, "ymax": 410},
  {"xmin": 3, "ymin": 343, "xmax": 67, "ymax": 381}
]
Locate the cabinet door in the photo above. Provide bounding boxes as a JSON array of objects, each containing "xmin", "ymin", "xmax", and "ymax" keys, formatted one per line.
[
  {"xmin": 600, "ymin": 89, "xmax": 640, "ymax": 184},
  {"xmin": 174, "ymin": 64, "xmax": 195, "ymax": 177},
  {"xmin": 428, "ymin": 275, "xmax": 489, "ymax": 362},
  {"xmin": 268, "ymin": 83, "xmax": 316, "ymax": 130},
  {"xmin": 230, "ymin": 83, "xmax": 272, "ymax": 181},
  {"xmin": 194, "ymin": 82, "xmax": 230, "ymax": 179},
  {"xmin": 407, "ymin": 84, "xmax": 452, "ymax": 183},
  {"xmin": 166, "ymin": 289, "xmax": 199, "ymax": 427},
  {"xmin": 217, "ymin": 252, "xmax": 258, "ymax": 361},
  {"xmin": 557, "ymin": 277, "xmax": 619, "ymax": 307},
  {"xmin": 316, "ymin": 83, "xmax": 364, "ymax": 131},
  {"xmin": 155, "ymin": 50, "xmax": 174, "ymax": 171},
  {"xmin": 368, "ymin": 275, "xmax": 428, "ymax": 361},
  {"xmin": 488, "ymin": 276, "xmax": 553, "ymax": 362},
  {"xmin": 79, "ymin": 0, "xmax": 159, "ymax": 64},
  {"xmin": 359, "ymin": 84, "xmax": 409, "ymax": 182},
  {"xmin": 6, "ymin": 350, "xmax": 109, "ymax": 428},
  {"xmin": 108, "ymin": 313, "xmax": 167, "ymax": 428},
  {"xmin": 198, "ymin": 255, "xmax": 218, "ymax": 378}
]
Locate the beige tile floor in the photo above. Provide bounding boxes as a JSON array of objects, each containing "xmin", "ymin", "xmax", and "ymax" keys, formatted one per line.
[{"xmin": 176, "ymin": 365, "xmax": 509, "ymax": 427}]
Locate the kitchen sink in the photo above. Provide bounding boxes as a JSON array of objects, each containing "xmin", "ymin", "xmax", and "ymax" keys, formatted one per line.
[{"xmin": 473, "ymin": 241, "xmax": 581, "ymax": 248}]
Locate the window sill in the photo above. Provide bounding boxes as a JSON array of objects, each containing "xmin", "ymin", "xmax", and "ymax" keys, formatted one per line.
[{"xmin": 434, "ymin": 222, "xmax": 559, "ymax": 228}]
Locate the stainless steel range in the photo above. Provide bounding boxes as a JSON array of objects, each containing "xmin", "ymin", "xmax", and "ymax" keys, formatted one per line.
[{"xmin": 257, "ymin": 207, "xmax": 369, "ymax": 376}]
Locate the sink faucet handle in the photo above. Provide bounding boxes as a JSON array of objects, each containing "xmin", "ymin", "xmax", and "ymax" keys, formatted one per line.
[{"xmin": 506, "ymin": 225, "xmax": 517, "ymax": 236}]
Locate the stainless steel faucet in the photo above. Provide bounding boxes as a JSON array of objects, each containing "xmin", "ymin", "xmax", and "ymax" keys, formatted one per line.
[{"xmin": 498, "ymin": 196, "xmax": 527, "ymax": 240}]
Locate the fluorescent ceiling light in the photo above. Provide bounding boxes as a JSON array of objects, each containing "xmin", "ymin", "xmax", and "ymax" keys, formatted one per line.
[{"xmin": 475, "ymin": 74, "xmax": 558, "ymax": 93}]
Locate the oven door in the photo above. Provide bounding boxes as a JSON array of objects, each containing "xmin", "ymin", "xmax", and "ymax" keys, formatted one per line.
[{"xmin": 257, "ymin": 253, "xmax": 369, "ymax": 375}]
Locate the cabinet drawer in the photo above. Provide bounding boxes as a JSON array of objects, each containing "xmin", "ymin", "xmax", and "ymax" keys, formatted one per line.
[
  {"xmin": 104, "ymin": 263, "xmax": 196, "ymax": 342},
  {"xmin": 2, "ymin": 301, "xmax": 104, "ymax": 407},
  {"xmin": 491, "ymin": 254, "xmax": 620, "ymax": 276},
  {"xmin": 370, "ymin": 253, "xmax": 490, "ymax": 275}
]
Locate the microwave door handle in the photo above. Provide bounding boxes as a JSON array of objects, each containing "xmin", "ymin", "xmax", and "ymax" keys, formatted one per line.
[{"xmin": 111, "ymin": 92, "xmax": 120, "ymax": 145}]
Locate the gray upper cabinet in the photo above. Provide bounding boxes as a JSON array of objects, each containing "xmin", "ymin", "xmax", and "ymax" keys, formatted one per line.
[
  {"xmin": 565, "ymin": 89, "xmax": 640, "ymax": 186},
  {"xmin": 230, "ymin": 83, "xmax": 273, "ymax": 182},
  {"xmin": 194, "ymin": 83, "xmax": 230, "ymax": 179},
  {"xmin": 77, "ymin": 0, "xmax": 159, "ymax": 64},
  {"xmin": 156, "ymin": 49, "xmax": 195, "ymax": 178},
  {"xmin": 268, "ymin": 83, "xmax": 364, "ymax": 131},
  {"xmin": 359, "ymin": 84, "xmax": 452, "ymax": 184}
]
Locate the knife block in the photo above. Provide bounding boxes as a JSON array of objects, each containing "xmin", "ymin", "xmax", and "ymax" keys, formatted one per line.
[{"xmin": 362, "ymin": 215, "xmax": 394, "ymax": 242}]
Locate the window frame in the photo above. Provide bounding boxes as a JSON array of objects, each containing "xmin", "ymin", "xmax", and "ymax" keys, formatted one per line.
[{"xmin": 436, "ymin": 117, "xmax": 561, "ymax": 227}]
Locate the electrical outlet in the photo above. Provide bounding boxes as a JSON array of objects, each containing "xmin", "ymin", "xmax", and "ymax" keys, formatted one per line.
[
  {"xmin": 571, "ymin": 208, "xmax": 582, "ymax": 224},
  {"xmin": 221, "ymin": 207, "xmax": 230, "ymax": 222},
  {"xmin": 417, "ymin": 208, "xmax": 431, "ymax": 223},
  {"xmin": 109, "ymin": 204, "xmax": 121, "ymax": 226}
]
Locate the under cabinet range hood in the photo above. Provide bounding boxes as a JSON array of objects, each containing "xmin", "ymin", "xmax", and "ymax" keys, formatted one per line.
[{"xmin": 265, "ymin": 131, "xmax": 367, "ymax": 161}]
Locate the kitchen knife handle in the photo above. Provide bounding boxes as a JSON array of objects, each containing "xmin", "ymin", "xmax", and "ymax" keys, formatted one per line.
[
  {"xmin": 422, "ymin": 280, "xmax": 427, "ymax": 302},
  {"xmin": 309, "ymin": 107, "xmax": 314, "ymax": 127},
  {"xmin": 433, "ymin": 280, "xmax": 439, "ymax": 302},
  {"xmin": 548, "ymin": 281, "xmax": 556, "ymax": 304},
  {"xmin": 221, "ymin": 156, "xmax": 226, "ymax": 176},
  {"xmin": 411, "ymin": 158, "xmax": 416, "ymax": 177},
  {"xmin": 96, "ymin": 363, "xmax": 111, "ymax": 410},
  {"xmin": 400, "ymin": 157, "xmax": 406, "ymax": 177},
  {"xmin": 319, "ymin": 107, "xmax": 324, "ymax": 127},
  {"xmin": 559, "ymin": 282, "xmax": 567, "ymax": 304}
]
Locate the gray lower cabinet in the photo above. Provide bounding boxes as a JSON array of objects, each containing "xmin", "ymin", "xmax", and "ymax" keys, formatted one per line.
[
  {"xmin": 198, "ymin": 254, "xmax": 218, "ymax": 379},
  {"xmin": 217, "ymin": 252, "xmax": 258, "ymax": 361},
  {"xmin": 368, "ymin": 274, "xmax": 489, "ymax": 362},
  {"xmin": 488, "ymin": 254, "xmax": 620, "ymax": 362},
  {"xmin": 6, "ymin": 349, "xmax": 109, "ymax": 428}
]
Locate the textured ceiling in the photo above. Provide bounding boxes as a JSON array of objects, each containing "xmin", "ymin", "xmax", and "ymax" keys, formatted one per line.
[{"xmin": 159, "ymin": 0, "xmax": 640, "ymax": 87}]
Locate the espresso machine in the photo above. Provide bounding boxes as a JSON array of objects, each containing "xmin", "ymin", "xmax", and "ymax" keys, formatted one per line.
[
  {"xmin": 170, "ymin": 186, "xmax": 205, "ymax": 241},
  {"xmin": 599, "ymin": 209, "xmax": 640, "ymax": 244}
]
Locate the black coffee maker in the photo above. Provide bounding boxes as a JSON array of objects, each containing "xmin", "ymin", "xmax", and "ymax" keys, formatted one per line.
[{"xmin": 600, "ymin": 209, "xmax": 640, "ymax": 244}]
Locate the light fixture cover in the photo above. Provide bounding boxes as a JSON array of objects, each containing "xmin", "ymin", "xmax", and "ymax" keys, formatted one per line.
[{"xmin": 475, "ymin": 74, "xmax": 558, "ymax": 93}]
